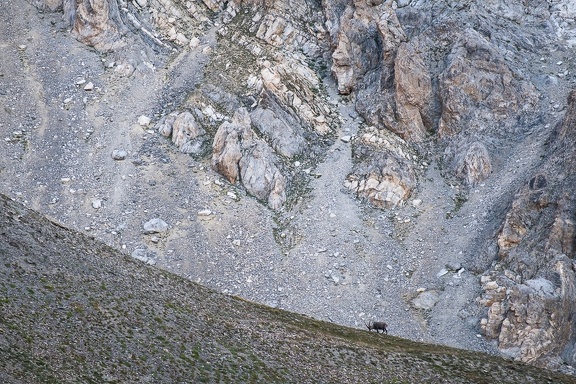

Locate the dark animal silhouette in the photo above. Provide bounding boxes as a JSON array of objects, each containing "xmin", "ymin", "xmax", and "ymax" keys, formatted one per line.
[{"xmin": 365, "ymin": 320, "xmax": 388, "ymax": 334}]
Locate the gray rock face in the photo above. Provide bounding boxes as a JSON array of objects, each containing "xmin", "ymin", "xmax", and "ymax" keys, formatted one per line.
[
  {"xmin": 330, "ymin": 1, "xmax": 405, "ymax": 98},
  {"xmin": 393, "ymin": 42, "xmax": 434, "ymax": 143},
  {"xmin": 437, "ymin": 28, "xmax": 537, "ymax": 140},
  {"xmin": 326, "ymin": 1, "xmax": 541, "ymax": 195},
  {"xmin": 437, "ymin": 28, "xmax": 538, "ymax": 185},
  {"xmin": 479, "ymin": 90, "xmax": 576, "ymax": 369},
  {"xmin": 250, "ymin": 103, "xmax": 307, "ymax": 158}
]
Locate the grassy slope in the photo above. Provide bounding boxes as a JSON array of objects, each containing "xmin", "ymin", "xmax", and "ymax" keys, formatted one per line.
[{"xmin": 1, "ymin": 194, "xmax": 574, "ymax": 384}]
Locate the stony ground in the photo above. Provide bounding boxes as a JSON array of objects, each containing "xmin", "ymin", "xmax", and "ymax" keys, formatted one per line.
[
  {"xmin": 3, "ymin": 192, "xmax": 576, "ymax": 383},
  {"xmin": 0, "ymin": 0, "xmax": 573, "ymax": 365}
]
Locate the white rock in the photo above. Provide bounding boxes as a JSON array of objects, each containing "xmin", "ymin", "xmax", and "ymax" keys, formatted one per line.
[
  {"xmin": 83, "ymin": 82, "xmax": 94, "ymax": 91},
  {"xmin": 112, "ymin": 149, "xmax": 127, "ymax": 160},
  {"xmin": 412, "ymin": 199, "xmax": 422, "ymax": 207},
  {"xmin": 189, "ymin": 36, "xmax": 201, "ymax": 48},
  {"xmin": 437, "ymin": 268, "xmax": 449, "ymax": 277},
  {"xmin": 340, "ymin": 135, "xmax": 352, "ymax": 143},
  {"xmin": 138, "ymin": 115, "xmax": 151, "ymax": 126},
  {"xmin": 91, "ymin": 199, "xmax": 102, "ymax": 209},
  {"xmin": 143, "ymin": 218, "xmax": 168, "ymax": 234},
  {"xmin": 114, "ymin": 63, "xmax": 135, "ymax": 77},
  {"xmin": 176, "ymin": 32, "xmax": 189, "ymax": 45},
  {"xmin": 198, "ymin": 209, "xmax": 212, "ymax": 216},
  {"xmin": 480, "ymin": 275, "xmax": 492, "ymax": 283},
  {"xmin": 168, "ymin": 26, "xmax": 177, "ymax": 39},
  {"xmin": 484, "ymin": 281, "xmax": 499, "ymax": 290}
]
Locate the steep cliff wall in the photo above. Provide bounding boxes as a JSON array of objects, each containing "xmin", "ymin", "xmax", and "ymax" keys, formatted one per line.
[{"xmin": 480, "ymin": 90, "xmax": 576, "ymax": 369}]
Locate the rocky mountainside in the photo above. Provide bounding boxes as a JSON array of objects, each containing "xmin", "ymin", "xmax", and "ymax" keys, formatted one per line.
[
  {"xmin": 1, "ymin": 0, "xmax": 576, "ymax": 374},
  {"xmin": 2, "ymin": 192, "xmax": 576, "ymax": 383}
]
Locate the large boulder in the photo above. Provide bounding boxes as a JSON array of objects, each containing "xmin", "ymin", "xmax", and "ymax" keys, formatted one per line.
[
  {"xmin": 212, "ymin": 109, "xmax": 286, "ymax": 209},
  {"xmin": 157, "ymin": 111, "xmax": 206, "ymax": 155},
  {"xmin": 444, "ymin": 140, "xmax": 492, "ymax": 187},
  {"xmin": 344, "ymin": 126, "xmax": 416, "ymax": 208}
]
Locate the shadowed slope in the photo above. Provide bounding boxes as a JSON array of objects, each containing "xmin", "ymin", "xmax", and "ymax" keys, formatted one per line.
[{"xmin": 1, "ymin": 194, "xmax": 575, "ymax": 383}]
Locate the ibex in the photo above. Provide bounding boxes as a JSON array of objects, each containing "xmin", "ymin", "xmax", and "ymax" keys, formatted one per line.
[{"xmin": 364, "ymin": 320, "xmax": 388, "ymax": 334}]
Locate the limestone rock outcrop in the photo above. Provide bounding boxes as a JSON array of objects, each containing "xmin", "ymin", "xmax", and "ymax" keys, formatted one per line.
[
  {"xmin": 326, "ymin": 1, "xmax": 540, "ymax": 191},
  {"xmin": 256, "ymin": 58, "xmax": 332, "ymax": 136},
  {"xmin": 344, "ymin": 126, "xmax": 416, "ymax": 208},
  {"xmin": 393, "ymin": 42, "xmax": 434, "ymax": 143},
  {"xmin": 444, "ymin": 140, "xmax": 492, "ymax": 187},
  {"xmin": 72, "ymin": 0, "xmax": 127, "ymax": 51},
  {"xmin": 35, "ymin": 0, "xmax": 129, "ymax": 51},
  {"xmin": 437, "ymin": 28, "xmax": 538, "ymax": 185},
  {"xmin": 437, "ymin": 28, "xmax": 537, "ymax": 139},
  {"xmin": 212, "ymin": 109, "xmax": 286, "ymax": 209},
  {"xmin": 329, "ymin": 1, "xmax": 410, "ymax": 141},
  {"xmin": 250, "ymin": 99, "xmax": 308, "ymax": 158},
  {"xmin": 479, "ymin": 90, "xmax": 576, "ymax": 369},
  {"xmin": 157, "ymin": 111, "xmax": 207, "ymax": 155}
]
